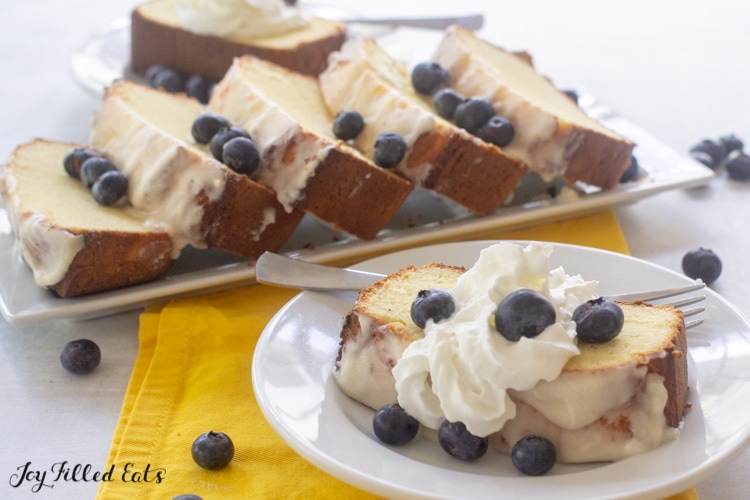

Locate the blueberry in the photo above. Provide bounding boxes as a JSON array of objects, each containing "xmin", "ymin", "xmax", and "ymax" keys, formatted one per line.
[
  {"xmin": 494, "ymin": 289, "xmax": 556, "ymax": 342},
  {"xmin": 144, "ymin": 64, "xmax": 169, "ymax": 87},
  {"xmin": 222, "ymin": 137, "xmax": 260, "ymax": 177},
  {"xmin": 690, "ymin": 139, "xmax": 725, "ymax": 166},
  {"xmin": 172, "ymin": 495, "xmax": 203, "ymax": 500},
  {"xmin": 719, "ymin": 133, "xmax": 744, "ymax": 156},
  {"xmin": 563, "ymin": 89, "xmax": 579, "ymax": 105},
  {"xmin": 191, "ymin": 431, "xmax": 234, "ymax": 470},
  {"xmin": 620, "ymin": 155, "xmax": 640, "ymax": 182},
  {"xmin": 453, "ymin": 97, "xmax": 495, "ymax": 133},
  {"xmin": 691, "ymin": 150, "xmax": 717, "ymax": 170},
  {"xmin": 332, "ymin": 110, "xmax": 365, "ymax": 140},
  {"xmin": 210, "ymin": 127, "xmax": 251, "ymax": 161},
  {"xmin": 432, "ymin": 88, "xmax": 464, "ymax": 120},
  {"xmin": 682, "ymin": 247, "xmax": 722, "ymax": 284},
  {"xmin": 185, "ymin": 75, "xmax": 215, "ymax": 104},
  {"xmin": 63, "ymin": 148, "xmax": 102, "ymax": 179},
  {"xmin": 372, "ymin": 404, "xmax": 419, "ymax": 446},
  {"xmin": 437, "ymin": 421, "xmax": 488, "ymax": 461},
  {"xmin": 476, "ymin": 115, "xmax": 515, "ymax": 147},
  {"xmin": 150, "ymin": 66, "xmax": 187, "ymax": 93},
  {"xmin": 372, "ymin": 132, "xmax": 406, "ymax": 168},
  {"xmin": 60, "ymin": 339, "xmax": 101, "ymax": 375},
  {"xmin": 411, "ymin": 62, "xmax": 450, "ymax": 95},
  {"xmin": 191, "ymin": 112, "xmax": 231, "ymax": 145},
  {"xmin": 80, "ymin": 156, "xmax": 118, "ymax": 188},
  {"xmin": 92, "ymin": 171, "xmax": 129, "ymax": 206},
  {"xmin": 410, "ymin": 288, "xmax": 455, "ymax": 328},
  {"xmin": 572, "ymin": 297, "xmax": 624, "ymax": 343},
  {"xmin": 725, "ymin": 152, "xmax": 750, "ymax": 181},
  {"xmin": 511, "ymin": 435, "xmax": 557, "ymax": 476}
]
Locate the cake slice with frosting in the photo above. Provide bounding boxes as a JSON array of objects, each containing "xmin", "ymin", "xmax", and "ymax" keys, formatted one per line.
[
  {"xmin": 1, "ymin": 140, "xmax": 174, "ymax": 297},
  {"xmin": 333, "ymin": 242, "xmax": 688, "ymax": 463},
  {"xmin": 208, "ymin": 55, "xmax": 414, "ymax": 240},
  {"xmin": 89, "ymin": 79, "xmax": 304, "ymax": 260},
  {"xmin": 432, "ymin": 26, "xmax": 635, "ymax": 190},
  {"xmin": 130, "ymin": 0, "xmax": 347, "ymax": 80},
  {"xmin": 319, "ymin": 37, "xmax": 527, "ymax": 215}
]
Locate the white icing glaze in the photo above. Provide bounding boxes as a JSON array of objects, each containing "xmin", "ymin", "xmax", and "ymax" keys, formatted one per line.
[
  {"xmin": 90, "ymin": 90, "xmax": 227, "ymax": 256},
  {"xmin": 392, "ymin": 242, "xmax": 598, "ymax": 437},
  {"xmin": 175, "ymin": 0, "xmax": 308, "ymax": 38},
  {"xmin": 15, "ymin": 212, "xmax": 84, "ymax": 287},
  {"xmin": 433, "ymin": 30, "xmax": 583, "ymax": 182},
  {"xmin": 319, "ymin": 38, "xmax": 436, "ymax": 184},
  {"xmin": 208, "ymin": 68, "xmax": 330, "ymax": 212}
]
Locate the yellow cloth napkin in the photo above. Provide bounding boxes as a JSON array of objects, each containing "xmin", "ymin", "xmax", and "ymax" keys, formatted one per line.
[{"xmin": 97, "ymin": 210, "xmax": 698, "ymax": 500}]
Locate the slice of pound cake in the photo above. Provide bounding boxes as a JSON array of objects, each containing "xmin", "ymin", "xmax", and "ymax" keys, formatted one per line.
[
  {"xmin": 89, "ymin": 79, "xmax": 304, "ymax": 260},
  {"xmin": 208, "ymin": 56, "xmax": 413, "ymax": 239},
  {"xmin": 130, "ymin": 0, "xmax": 347, "ymax": 80},
  {"xmin": 319, "ymin": 37, "xmax": 527, "ymax": 215},
  {"xmin": 1, "ymin": 140, "xmax": 174, "ymax": 297},
  {"xmin": 333, "ymin": 242, "xmax": 688, "ymax": 464},
  {"xmin": 432, "ymin": 26, "xmax": 635, "ymax": 189}
]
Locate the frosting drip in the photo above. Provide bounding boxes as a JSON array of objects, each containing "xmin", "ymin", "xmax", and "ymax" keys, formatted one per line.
[{"xmin": 175, "ymin": 0, "xmax": 309, "ymax": 38}]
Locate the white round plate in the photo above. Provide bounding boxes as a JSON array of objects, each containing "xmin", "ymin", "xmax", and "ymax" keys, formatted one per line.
[{"xmin": 252, "ymin": 241, "xmax": 750, "ymax": 499}]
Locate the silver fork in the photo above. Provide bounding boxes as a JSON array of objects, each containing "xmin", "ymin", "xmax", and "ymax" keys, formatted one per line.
[{"xmin": 255, "ymin": 252, "xmax": 706, "ymax": 328}]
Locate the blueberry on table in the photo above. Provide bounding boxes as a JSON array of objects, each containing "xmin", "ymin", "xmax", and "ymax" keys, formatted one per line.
[
  {"xmin": 332, "ymin": 110, "xmax": 365, "ymax": 140},
  {"xmin": 60, "ymin": 339, "xmax": 101, "ymax": 375},
  {"xmin": 411, "ymin": 61, "xmax": 450, "ymax": 95},
  {"xmin": 494, "ymin": 289, "xmax": 556, "ymax": 341},
  {"xmin": 433, "ymin": 88, "xmax": 465, "ymax": 120},
  {"xmin": 191, "ymin": 112, "xmax": 231, "ymax": 145},
  {"xmin": 63, "ymin": 148, "xmax": 102, "ymax": 179},
  {"xmin": 373, "ymin": 404, "xmax": 419, "ymax": 446},
  {"xmin": 222, "ymin": 137, "xmax": 261, "ymax": 177},
  {"xmin": 682, "ymin": 247, "xmax": 722, "ymax": 284},
  {"xmin": 92, "ymin": 171, "xmax": 129, "ymax": 206},
  {"xmin": 476, "ymin": 115, "xmax": 515, "ymax": 148},
  {"xmin": 372, "ymin": 132, "xmax": 406, "ymax": 169},
  {"xmin": 410, "ymin": 288, "xmax": 455, "ymax": 328},
  {"xmin": 453, "ymin": 97, "xmax": 495, "ymax": 133},
  {"xmin": 80, "ymin": 156, "xmax": 117, "ymax": 188},
  {"xmin": 562, "ymin": 89, "xmax": 579, "ymax": 105},
  {"xmin": 690, "ymin": 139, "xmax": 725, "ymax": 166},
  {"xmin": 438, "ymin": 420, "xmax": 488, "ymax": 461},
  {"xmin": 191, "ymin": 431, "xmax": 235, "ymax": 470},
  {"xmin": 619, "ymin": 155, "xmax": 640, "ymax": 182},
  {"xmin": 185, "ymin": 75, "xmax": 215, "ymax": 104},
  {"xmin": 511, "ymin": 435, "xmax": 557, "ymax": 476},
  {"xmin": 719, "ymin": 133, "xmax": 744, "ymax": 156},
  {"xmin": 572, "ymin": 298, "xmax": 624, "ymax": 343},
  {"xmin": 725, "ymin": 152, "xmax": 750, "ymax": 181},
  {"xmin": 210, "ymin": 127, "xmax": 251, "ymax": 161}
]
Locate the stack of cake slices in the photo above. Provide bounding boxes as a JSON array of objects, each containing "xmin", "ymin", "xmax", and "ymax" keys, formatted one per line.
[{"xmin": 1, "ymin": 3, "xmax": 638, "ymax": 297}]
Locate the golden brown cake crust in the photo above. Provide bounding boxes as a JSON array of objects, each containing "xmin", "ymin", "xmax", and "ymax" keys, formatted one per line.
[
  {"xmin": 1, "ymin": 139, "xmax": 175, "ymax": 298},
  {"xmin": 130, "ymin": 3, "xmax": 346, "ymax": 80}
]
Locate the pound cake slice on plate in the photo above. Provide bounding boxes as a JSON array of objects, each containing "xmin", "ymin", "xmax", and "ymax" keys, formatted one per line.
[
  {"xmin": 89, "ymin": 79, "xmax": 304, "ymax": 260},
  {"xmin": 0, "ymin": 140, "xmax": 174, "ymax": 297},
  {"xmin": 334, "ymin": 242, "xmax": 688, "ymax": 464},
  {"xmin": 319, "ymin": 37, "xmax": 527, "ymax": 215},
  {"xmin": 130, "ymin": 0, "xmax": 347, "ymax": 80},
  {"xmin": 208, "ymin": 55, "xmax": 413, "ymax": 240},
  {"xmin": 432, "ymin": 25, "xmax": 635, "ymax": 190}
]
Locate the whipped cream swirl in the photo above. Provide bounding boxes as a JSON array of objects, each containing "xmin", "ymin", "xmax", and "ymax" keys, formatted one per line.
[
  {"xmin": 392, "ymin": 242, "xmax": 598, "ymax": 437},
  {"xmin": 175, "ymin": 0, "xmax": 309, "ymax": 38}
]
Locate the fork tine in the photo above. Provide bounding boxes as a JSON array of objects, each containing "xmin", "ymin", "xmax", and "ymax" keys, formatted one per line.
[
  {"xmin": 662, "ymin": 295, "xmax": 706, "ymax": 309},
  {"xmin": 685, "ymin": 318, "xmax": 704, "ymax": 329},
  {"xmin": 603, "ymin": 280, "xmax": 706, "ymax": 303},
  {"xmin": 680, "ymin": 306, "xmax": 705, "ymax": 317}
]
